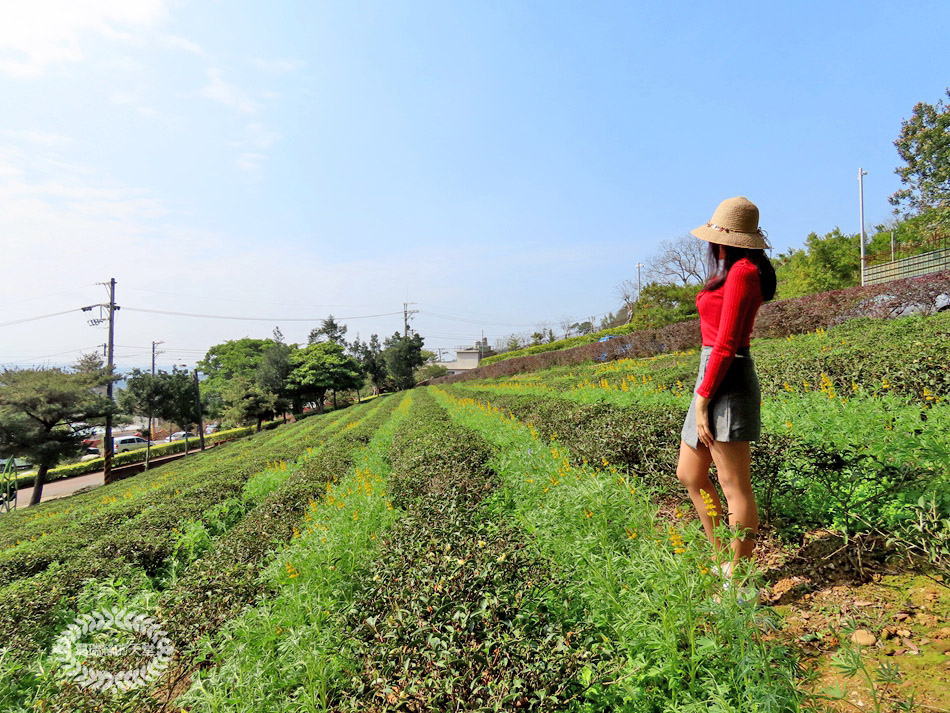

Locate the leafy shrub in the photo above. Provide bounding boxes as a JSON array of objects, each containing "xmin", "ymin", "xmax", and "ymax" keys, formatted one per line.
[
  {"xmin": 340, "ymin": 390, "xmax": 596, "ymax": 711},
  {"xmin": 0, "ymin": 408, "xmax": 342, "ymax": 658},
  {"xmin": 439, "ymin": 269, "xmax": 950, "ymax": 382},
  {"xmin": 159, "ymin": 395, "xmax": 401, "ymax": 651}
]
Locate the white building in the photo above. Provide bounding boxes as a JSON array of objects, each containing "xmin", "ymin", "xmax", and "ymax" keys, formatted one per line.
[{"xmin": 435, "ymin": 338, "xmax": 495, "ymax": 376}]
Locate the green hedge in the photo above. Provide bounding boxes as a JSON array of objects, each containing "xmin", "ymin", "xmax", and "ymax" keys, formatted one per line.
[
  {"xmin": 12, "ymin": 425, "xmax": 273, "ymax": 490},
  {"xmin": 480, "ymin": 323, "xmax": 640, "ymax": 365}
]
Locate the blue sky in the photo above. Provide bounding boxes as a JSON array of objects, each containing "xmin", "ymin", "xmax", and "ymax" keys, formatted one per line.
[{"xmin": 2, "ymin": 0, "xmax": 948, "ymax": 369}]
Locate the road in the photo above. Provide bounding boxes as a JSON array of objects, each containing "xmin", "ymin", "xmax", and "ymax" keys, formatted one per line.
[{"xmin": 11, "ymin": 444, "xmax": 206, "ymax": 508}]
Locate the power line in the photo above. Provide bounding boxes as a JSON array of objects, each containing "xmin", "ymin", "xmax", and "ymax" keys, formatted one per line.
[
  {"xmin": 419, "ymin": 310, "xmax": 539, "ymax": 328},
  {"xmin": 121, "ymin": 307, "xmax": 404, "ymax": 322},
  {"xmin": 0, "ymin": 308, "xmax": 80, "ymax": 328}
]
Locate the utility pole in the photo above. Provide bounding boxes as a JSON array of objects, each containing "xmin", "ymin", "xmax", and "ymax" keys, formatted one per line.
[
  {"xmin": 103, "ymin": 279, "xmax": 117, "ymax": 483},
  {"xmin": 83, "ymin": 280, "xmax": 119, "ymax": 483},
  {"xmin": 151, "ymin": 341, "xmax": 163, "ymax": 375},
  {"xmin": 859, "ymin": 168, "xmax": 868, "ymax": 286},
  {"xmin": 193, "ymin": 368, "xmax": 205, "ymax": 451},
  {"xmin": 635, "ymin": 262, "xmax": 644, "ymax": 299},
  {"xmin": 144, "ymin": 341, "xmax": 164, "ymax": 470},
  {"xmin": 403, "ymin": 301, "xmax": 418, "ymax": 337}
]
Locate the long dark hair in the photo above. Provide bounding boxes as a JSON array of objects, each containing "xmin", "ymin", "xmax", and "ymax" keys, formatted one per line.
[{"xmin": 702, "ymin": 242, "xmax": 777, "ymax": 301}]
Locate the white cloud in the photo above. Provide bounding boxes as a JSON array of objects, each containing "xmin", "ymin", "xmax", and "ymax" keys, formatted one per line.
[
  {"xmin": 250, "ymin": 57, "xmax": 305, "ymax": 74},
  {"xmin": 235, "ymin": 152, "xmax": 266, "ymax": 172},
  {"xmin": 0, "ymin": 0, "xmax": 169, "ymax": 78},
  {"xmin": 109, "ymin": 91, "xmax": 140, "ymax": 105},
  {"xmin": 245, "ymin": 123, "xmax": 281, "ymax": 150},
  {"xmin": 198, "ymin": 68, "xmax": 258, "ymax": 113},
  {"xmin": 0, "ymin": 129, "xmax": 75, "ymax": 146},
  {"xmin": 162, "ymin": 34, "xmax": 204, "ymax": 57}
]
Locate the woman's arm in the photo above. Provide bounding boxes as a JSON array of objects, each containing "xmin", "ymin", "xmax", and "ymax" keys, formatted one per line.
[{"xmin": 695, "ymin": 260, "xmax": 759, "ymax": 400}]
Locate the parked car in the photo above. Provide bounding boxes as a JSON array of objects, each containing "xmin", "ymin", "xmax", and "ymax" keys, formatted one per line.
[
  {"xmin": 79, "ymin": 447, "xmax": 101, "ymax": 462},
  {"xmin": 113, "ymin": 436, "xmax": 149, "ymax": 453},
  {"xmin": 1, "ymin": 456, "xmax": 32, "ymax": 471},
  {"xmin": 166, "ymin": 431, "xmax": 196, "ymax": 442}
]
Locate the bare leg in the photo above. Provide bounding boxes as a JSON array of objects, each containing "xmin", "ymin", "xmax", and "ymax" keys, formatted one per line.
[
  {"xmin": 676, "ymin": 440, "xmax": 727, "ymax": 554},
  {"xmin": 708, "ymin": 440, "xmax": 759, "ymax": 569}
]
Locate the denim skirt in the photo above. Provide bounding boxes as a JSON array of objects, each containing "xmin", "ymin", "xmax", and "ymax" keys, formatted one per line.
[{"xmin": 680, "ymin": 346, "xmax": 761, "ymax": 448}]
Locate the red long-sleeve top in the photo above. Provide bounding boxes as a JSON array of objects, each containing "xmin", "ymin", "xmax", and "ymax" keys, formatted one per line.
[{"xmin": 695, "ymin": 258, "xmax": 763, "ymax": 399}]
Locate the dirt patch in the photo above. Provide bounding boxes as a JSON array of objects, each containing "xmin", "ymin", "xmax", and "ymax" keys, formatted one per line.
[{"xmin": 660, "ymin": 496, "xmax": 950, "ymax": 711}]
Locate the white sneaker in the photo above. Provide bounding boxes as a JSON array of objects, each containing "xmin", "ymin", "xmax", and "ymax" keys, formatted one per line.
[{"xmin": 713, "ymin": 561, "xmax": 733, "ymax": 579}]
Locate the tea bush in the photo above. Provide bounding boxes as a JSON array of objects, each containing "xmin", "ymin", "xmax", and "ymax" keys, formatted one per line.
[
  {"xmin": 0, "ymin": 402, "xmax": 363, "ymax": 659},
  {"xmin": 339, "ymin": 390, "xmax": 598, "ymax": 711},
  {"xmin": 172, "ymin": 395, "xmax": 411, "ymax": 713},
  {"xmin": 158, "ymin": 394, "xmax": 401, "ymax": 651},
  {"xmin": 440, "ymin": 270, "xmax": 950, "ymax": 380},
  {"xmin": 432, "ymin": 386, "xmax": 803, "ymax": 712}
]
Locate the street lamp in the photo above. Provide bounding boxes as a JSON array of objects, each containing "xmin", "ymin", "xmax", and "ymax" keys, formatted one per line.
[{"xmin": 859, "ymin": 168, "xmax": 868, "ymax": 286}]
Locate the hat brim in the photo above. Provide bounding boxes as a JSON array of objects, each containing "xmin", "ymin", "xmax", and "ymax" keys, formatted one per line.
[{"xmin": 691, "ymin": 225, "xmax": 768, "ymax": 250}]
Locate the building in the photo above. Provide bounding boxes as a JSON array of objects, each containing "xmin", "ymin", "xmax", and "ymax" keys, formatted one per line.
[{"xmin": 435, "ymin": 338, "xmax": 495, "ymax": 376}]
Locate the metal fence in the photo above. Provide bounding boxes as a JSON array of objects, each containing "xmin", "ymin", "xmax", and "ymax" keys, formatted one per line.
[{"xmin": 866, "ymin": 238, "xmax": 950, "ymax": 285}]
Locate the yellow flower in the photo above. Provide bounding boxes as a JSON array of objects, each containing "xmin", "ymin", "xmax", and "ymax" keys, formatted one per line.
[
  {"xmin": 625, "ymin": 528, "xmax": 637, "ymax": 540},
  {"xmin": 585, "ymin": 509, "xmax": 593, "ymax": 518},
  {"xmin": 700, "ymin": 489, "xmax": 717, "ymax": 518}
]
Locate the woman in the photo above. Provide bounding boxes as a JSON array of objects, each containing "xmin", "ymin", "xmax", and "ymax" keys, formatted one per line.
[{"xmin": 676, "ymin": 196, "xmax": 776, "ymax": 588}]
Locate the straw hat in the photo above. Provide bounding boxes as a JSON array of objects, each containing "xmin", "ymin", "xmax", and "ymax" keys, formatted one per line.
[{"xmin": 690, "ymin": 196, "xmax": 769, "ymax": 250}]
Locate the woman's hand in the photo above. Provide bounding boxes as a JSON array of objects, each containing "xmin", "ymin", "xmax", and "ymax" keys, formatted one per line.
[{"xmin": 695, "ymin": 394, "xmax": 714, "ymax": 448}]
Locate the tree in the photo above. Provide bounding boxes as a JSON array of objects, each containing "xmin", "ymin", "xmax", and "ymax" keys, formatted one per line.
[
  {"xmin": 308, "ymin": 315, "xmax": 348, "ymax": 346},
  {"xmin": 382, "ymin": 332, "xmax": 426, "ymax": 391},
  {"xmin": 257, "ymin": 329, "xmax": 294, "ymax": 419},
  {"xmin": 773, "ymin": 228, "xmax": 860, "ymax": 298},
  {"xmin": 118, "ymin": 369, "xmax": 166, "ymax": 440},
  {"xmin": 222, "ymin": 376, "xmax": 276, "ymax": 431},
  {"xmin": 198, "ymin": 338, "xmax": 273, "ymax": 398},
  {"xmin": 628, "ymin": 283, "xmax": 701, "ymax": 330},
  {"xmin": 73, "ymin": 352, "xmax": 106, "ymax": 375},
  {"xmin": 350, "ymin": 334, "xmax": 387, "ymax": 395},
  {"xmin": 503, "ymin": 333, "xmax": 524, "ymax": 351},
  {"xmin": 0, "ymin": 367, "xmax": 112, "ymax": 504},
  {"xmin": 645, "ymin": 234, "xmax": 709, "ymax": 287},
  {"xmin": 416, "ymin": 363, "xmax": 448, "ymax": 381},
  {"xmin": 890, "ymin": 89, "xmax": 950, "ymax": 225},
  {"xmin": 614, "ymin": 280, "xmax": 639, "ymax": 324},
  {"xmin": 286, "ymin": 341, "xmax": 364, "ymax": 414},
  {"xmin": 124, "ymin": 367, "xmax": 202, "ymax": 443}
]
